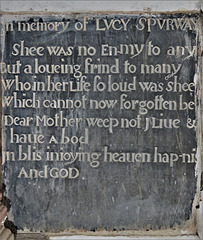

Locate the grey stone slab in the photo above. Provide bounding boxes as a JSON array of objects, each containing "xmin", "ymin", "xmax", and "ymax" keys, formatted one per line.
[{"xmin": 1, "ymin": 12, "xmax": 200, "ymax": 233}]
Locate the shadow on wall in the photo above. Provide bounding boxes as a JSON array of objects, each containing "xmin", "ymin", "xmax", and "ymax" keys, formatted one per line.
[{"xmin": 0, "ymin": 184, "xmax": 16, "ymax": 240}]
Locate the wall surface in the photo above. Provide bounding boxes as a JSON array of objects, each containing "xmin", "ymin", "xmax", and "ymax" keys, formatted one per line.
[
  {"xmin": 0, "ymin": 1, "xmax": 202, "ymax": 240},
  {"xmin": 0, "ymin": 0, "xmax": 202, "ymax": 13}
]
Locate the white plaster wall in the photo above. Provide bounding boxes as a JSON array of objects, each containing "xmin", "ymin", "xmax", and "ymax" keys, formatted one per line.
[
  {"xmin": 0, "ymin": 0, "xmax": 202, "ymax": 13},
  {"xmin": 50, "ymin": 237, "xmax": 200, "ymax": 240},
  {"xmin": 197, "ymin": 191, "xmax": 203, "ymax": 240}
]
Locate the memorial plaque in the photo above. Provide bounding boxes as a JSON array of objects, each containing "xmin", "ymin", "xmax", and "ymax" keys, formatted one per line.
[{"xmin": 0, "ymin": 13, "xmax": 200, "ymax": 232}]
